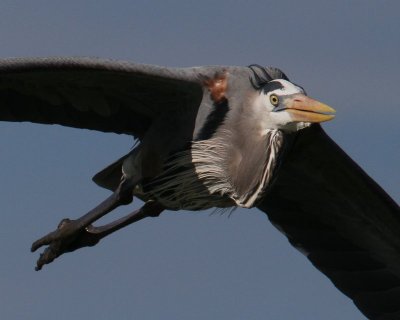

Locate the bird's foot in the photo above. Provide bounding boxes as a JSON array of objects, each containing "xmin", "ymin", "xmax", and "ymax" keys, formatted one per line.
[{"xmin": 31, "ymin": 218, "xmax": 101, "ymax": 271}]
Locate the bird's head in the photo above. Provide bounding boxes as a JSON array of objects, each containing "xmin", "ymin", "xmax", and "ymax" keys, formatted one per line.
[
  {"xmin": 249, "ymin": 65, "xmax": 335, "ymax": 133},
  {"xmin": 257, "ymin": 79, "xmax": 336, "ymax": 132}
]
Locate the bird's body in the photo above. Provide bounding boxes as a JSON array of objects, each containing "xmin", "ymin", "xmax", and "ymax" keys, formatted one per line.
[
  {"xmin": 0, "ymin": 57, "xmax": 398, "ymax": 319},
  {"xmin": 110, "ymin": 127, "xmax": 283, "ymax": 210},
  {"xmin": 91, "ymin": 65, "xmax": 329, "ymax": 210}
]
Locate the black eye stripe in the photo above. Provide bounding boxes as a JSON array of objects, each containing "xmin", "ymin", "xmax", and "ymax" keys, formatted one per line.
[{"xmin": 262, "ymin": 81, "xmax": 284, "ymax": 94}]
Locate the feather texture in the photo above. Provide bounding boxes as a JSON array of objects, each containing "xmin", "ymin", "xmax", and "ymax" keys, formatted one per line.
[{"xmin": 141, "ymin": 129, "xmax": 284, "ymax": 210}]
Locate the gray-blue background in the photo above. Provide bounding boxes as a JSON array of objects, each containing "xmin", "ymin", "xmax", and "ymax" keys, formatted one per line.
[{"xmin": 0, "ymin": 1, "xmax": 398, "ymax": 319}]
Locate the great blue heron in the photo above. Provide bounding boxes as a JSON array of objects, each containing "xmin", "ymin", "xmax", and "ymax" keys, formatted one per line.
[{"xmin": 0, "ymin": 57, "xmax": 398, "ymax": 320}]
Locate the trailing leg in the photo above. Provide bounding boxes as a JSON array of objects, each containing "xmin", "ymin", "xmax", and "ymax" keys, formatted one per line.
[{"xmin": 31, "ymin": 178, "xmax": 140, "ymax": 270}]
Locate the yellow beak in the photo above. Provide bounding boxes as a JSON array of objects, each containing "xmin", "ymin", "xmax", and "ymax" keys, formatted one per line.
[{"xmin": 284, "ymin": 94, "xmax": 336, "ymax": 123}]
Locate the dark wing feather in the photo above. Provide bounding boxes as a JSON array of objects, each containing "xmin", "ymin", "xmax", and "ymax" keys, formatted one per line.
[
  {"xmin": 258, "ymin": 124, "xmax": 400, "ymax": 320},
  {"xmin": 0, "ymin": 57, "xmax": 211, "ymax": 137}
]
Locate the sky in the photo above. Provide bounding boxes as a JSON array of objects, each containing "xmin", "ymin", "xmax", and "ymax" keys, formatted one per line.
[{"xmin": 0, "ymin": 1, "xmax": 399, "ymax": 319}]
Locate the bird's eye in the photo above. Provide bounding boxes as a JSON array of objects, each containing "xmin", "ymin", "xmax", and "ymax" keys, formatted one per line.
[{"xmin": 270, "ymin": 94, "xmax": 279, "ymax": 106}]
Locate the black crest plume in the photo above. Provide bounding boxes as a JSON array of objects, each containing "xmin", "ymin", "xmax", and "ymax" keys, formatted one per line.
[{"xmin": 248, "ymin": 64, "xmax": 289, "ymax": 89}]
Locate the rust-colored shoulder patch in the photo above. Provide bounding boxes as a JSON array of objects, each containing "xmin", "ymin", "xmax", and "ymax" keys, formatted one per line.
[{"xmin": 203, "ymin": 72, "xmax": 228, "ymax": 103}]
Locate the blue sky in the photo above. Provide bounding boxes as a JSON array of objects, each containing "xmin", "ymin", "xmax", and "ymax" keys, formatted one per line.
[{"xmin": 0, "ymin": 1, "xmax": 399, "ymax": 319}]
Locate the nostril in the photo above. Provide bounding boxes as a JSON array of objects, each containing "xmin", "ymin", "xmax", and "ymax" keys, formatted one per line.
[{"xmin": 293, "ymin": 96, "xmax": 304, "ymax": 102}]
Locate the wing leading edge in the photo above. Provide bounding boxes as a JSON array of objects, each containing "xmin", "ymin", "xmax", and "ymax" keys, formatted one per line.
[{"xmin": 0, "ymin": 57, "xmax": 220, "ymax": 137}]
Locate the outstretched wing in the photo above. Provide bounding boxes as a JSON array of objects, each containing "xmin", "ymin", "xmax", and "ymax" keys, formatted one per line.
[
  {"xmin": 258, "ymin": 124, "xmax": 400, "ymax": 320},
  {"xmin": 0, "ymin": 57, "xmax": 221, "ymax": 137}
]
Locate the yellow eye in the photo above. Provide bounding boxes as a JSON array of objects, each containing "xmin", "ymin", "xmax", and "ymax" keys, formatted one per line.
[{"xmin": 270, "ymin": 94, "xmax": 279, "ymax": 106}]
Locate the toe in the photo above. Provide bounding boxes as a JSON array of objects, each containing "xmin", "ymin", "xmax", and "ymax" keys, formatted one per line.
[
  {"xmin": 34, "ymin": 242, "xmax": 61, "ymax": 271},
  {"xmin": 31, "ymin": 230, "xmax": 59, "ymax": 252}
]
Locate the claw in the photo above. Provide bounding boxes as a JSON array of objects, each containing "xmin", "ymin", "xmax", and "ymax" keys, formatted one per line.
[
  {"xmin": 31, "ymin": 230, "xmax": 58, "ymax": 252},
  {"xmin": 35, "ymin": 242, "xmax": 62, "ymax": 271},
  {"xmin": 31, "ymin": 218, "xmax": 80, "ymax": 270},
  {"xmin": 31, "ymin": 218, "xmax": 76, "ymax": 252},
  {"xmin": 31, "ymin": 218, "xmax": 102, "ymax": 271}
]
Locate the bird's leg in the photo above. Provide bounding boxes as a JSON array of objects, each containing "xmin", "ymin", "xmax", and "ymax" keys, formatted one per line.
[
  {"xmin": 85, "ymin": 201, "xmax": 164, "ymax": 239},
  {"xmin": 32, "ymin": 200, "xmax": 164, "ymax": 271},
  {"xmin": 31, "ymin": 178, "xmax": 139, "ymax": 270},
  {"xmin": 71, "ymin": 201, "xmax": 164, "ymax": 261}
]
